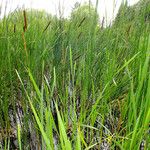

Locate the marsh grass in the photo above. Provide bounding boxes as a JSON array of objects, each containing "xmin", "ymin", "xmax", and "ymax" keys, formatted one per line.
[{"xmin": 0, "ymin": 0, "xmax": 150, "ymax": 149}]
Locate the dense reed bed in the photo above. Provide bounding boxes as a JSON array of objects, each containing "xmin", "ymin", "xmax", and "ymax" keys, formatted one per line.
[{"xmin": 0, "ymin": 0, "xmax": 149, "ymax": 149}]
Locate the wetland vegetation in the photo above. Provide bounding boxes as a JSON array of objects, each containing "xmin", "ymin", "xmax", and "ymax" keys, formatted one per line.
[{"xmin": 0, "ymin": 0, "xmax": 150, "ymax": 149}]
